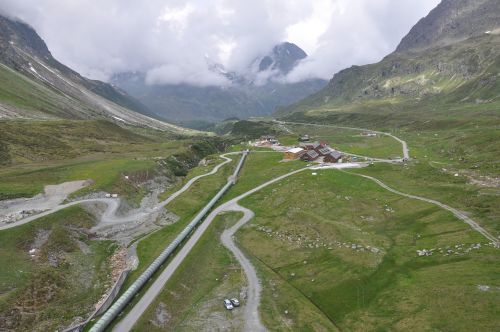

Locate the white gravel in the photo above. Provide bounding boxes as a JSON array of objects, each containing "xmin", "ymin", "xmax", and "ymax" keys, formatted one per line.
[{"xmin": 0, "ymin": 180, "xmax": 90, "ymax": 226}]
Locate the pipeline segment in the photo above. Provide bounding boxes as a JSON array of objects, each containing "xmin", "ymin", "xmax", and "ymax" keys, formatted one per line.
[{"xmin": 89, "ymin": 151, "xmax": 248, "ymax": 332}]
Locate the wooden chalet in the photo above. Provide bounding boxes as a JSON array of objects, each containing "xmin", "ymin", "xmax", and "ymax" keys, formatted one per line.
[
  {"xmin": 317, "ymin": 147, "xmax": 331, "ymax": 156},
  {"xmin": 324, "ymin": 150, "xmax": 343, "ymax": 163},
  {"xmin": 301, "ymin": 150, "xmax": 320, "ymax": 161},
  {"xmin": 284, "ymin": 147, "xmax": 305, "ymax": 160},
  {"xmin": 300, "ymin": 141, "xmax": 321, "ymax": 151}
]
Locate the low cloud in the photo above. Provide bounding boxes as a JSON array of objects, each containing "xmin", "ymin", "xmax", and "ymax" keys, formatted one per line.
[
  {"xmin": 285, "ymin": 0, "xmax": 440, "ymax": 83},
  {"xmin": 146, "ymin": 63, "xmax": 230, "ymax": 87},
  {"xmin": 0, "ymin": 0, "xmax": 440, "ymax": 86}
]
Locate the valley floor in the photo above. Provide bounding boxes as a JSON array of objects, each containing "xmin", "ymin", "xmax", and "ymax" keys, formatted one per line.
[
  {"xmin": 1, "ymin": 118, "xmax": 499, "ymax": 331},
  {"xmin": 124, "ymin": 122, "xmax": 500, "ymax": 331}
]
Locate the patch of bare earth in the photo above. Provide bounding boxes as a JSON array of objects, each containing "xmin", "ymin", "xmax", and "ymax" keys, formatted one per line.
[
  {"xmin": 175, "ymin": 276, "xmax": 246, "ymax": 331},
  {"xmin": 463, "ymin": 171, "xmax": 500, "ymax": 189}
]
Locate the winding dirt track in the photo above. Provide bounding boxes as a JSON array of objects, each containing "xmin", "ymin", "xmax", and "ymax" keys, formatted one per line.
[
  {"xmin": 201, "ymin": 167, "xmax": 310, "ymax": 331},
  {"xmin": 0, "ymin": 154, "xmax": 235, "ymax": 232},
  {"xmin": 210, "ymin": 124, "xmax": 499, "ymax": 331},
  {"xmin": 345, "ymin": 171, "xmax": 500, "ymax": 247},
  {"xmin": 220, "ymin": 204, "xmax": 265, "ymax": 332},
  {"xmin": 114, "ymin": 164, "xmax": 309, "ymax": 332}
]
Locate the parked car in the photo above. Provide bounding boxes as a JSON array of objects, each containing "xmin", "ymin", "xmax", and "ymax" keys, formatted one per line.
[
  {"xmin": 223, "ymin": 299, "xmax": 234, "ymax": 310},
  {"xmin": 230, "ymin": 298, "xmax": 240, "ymax": 307}
]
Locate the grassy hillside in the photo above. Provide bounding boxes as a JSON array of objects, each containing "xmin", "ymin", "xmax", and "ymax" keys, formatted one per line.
[
  {"xmin": 279, "ymin": 34, "xmax": 500, "ymax": 117},
  {"xmin": 0, "ymin": 63, "xmax": 89, "ymax": 119},
  {"xmin": 0, "ymin": 119, "xmax": 227, "ymax": 204},
  {"xmin": 0, "ymin": 206, "xmax": 115, "ymax": 331},
  {"xmin": 135, "ymin": 148, "xmax": 499, "ymax": 330},
  {"xmin": 0, "ymin": 119, "xmax": 233, "ymax": 331},
  {"xmin": 0, "ymin": 119, "xmax": 151, "ymax": 164},
  {"xmin": 234, "ymin": 157, "xmax": 499, "ymax": 330},
  {"xmin": 0, "ymin": 120, "xmax": 176, "ymax": 201},
  {"xmin": 0, "ymin": 14, "xmax": 159, "ymax": 122}
]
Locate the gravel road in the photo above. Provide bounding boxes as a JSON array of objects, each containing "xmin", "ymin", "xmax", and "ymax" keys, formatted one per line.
[
  {"xmin": 0, "ymin": 154, "xmax": 235, "ymax": 232},
  {"xmin": 279, "ymin": 120, "xmax": 410, "ymax": 160},
  {"xmin": 220, "ymin": 203, "xmax": 266, "ymax": 332},
  {"xmin": 114, "ymin": 165, "xmax": 309, "ymax": 331},
  {"xmin": 0, "ymin": 180, "xmax": 89, "ymax": 226}
]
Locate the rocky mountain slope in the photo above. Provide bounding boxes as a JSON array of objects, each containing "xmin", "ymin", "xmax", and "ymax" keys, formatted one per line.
[
  {"xmin": 279, "ymin": 0, "xmax": 500, "ymax": 116},
  {"xmin": 111, "ymin": 42, "xmax": 326, "ymax": 126},
  {"xmin": 257, "ymin": 42, "xmax": 307, "ymax": 74},
  {"xmin": 0, "ymin": 15, "xmax": 187, "ymax": 133},
  {"xmin": 397, "ymin": 0, "xmax": 500, "ymax": 52}
]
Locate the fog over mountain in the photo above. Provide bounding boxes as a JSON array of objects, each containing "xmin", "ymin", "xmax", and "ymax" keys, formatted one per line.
[{"xmin": 0, "ymin": 0, "xmax": 439, "ymax": 87}]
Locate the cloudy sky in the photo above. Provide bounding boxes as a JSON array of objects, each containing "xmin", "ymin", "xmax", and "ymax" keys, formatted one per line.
[{"xmin": 0, "ymin": 0, "xmax": 440, "ymax": 86}]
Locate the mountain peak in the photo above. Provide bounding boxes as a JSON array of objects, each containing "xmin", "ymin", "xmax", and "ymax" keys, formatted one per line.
[
  {"xmin": 258, "ymin": 42, "xmax": 307, "ymax": 75},
  {"xmin": 0, "ymin": 15, "xmax": 52, "ymax": 62},
  {"xmin": 396, "ymin": 0, "xmax": 500, "ymax": 53}
]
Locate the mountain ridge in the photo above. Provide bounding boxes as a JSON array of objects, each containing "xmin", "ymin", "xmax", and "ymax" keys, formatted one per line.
[
  {"xmin": 396, "ymin": 0, "xmax": 500, "ymax": 53},
  {"xmin": 278, "ymin": 0, "xmax": 500, "ymax": 117},
  {"xmin": 0, "ymin": 14, "xmax": 186, "ymax": 133}
]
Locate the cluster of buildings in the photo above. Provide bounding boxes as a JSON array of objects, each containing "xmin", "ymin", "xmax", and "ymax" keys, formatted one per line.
[
  {"xmin": 254, "ymin": 134, "xmax": 344, "ymax": 164},
  {"xmin": 255, "ymin": 135, "xmax": 279, "ymax": 147},
  {"xmin": 284, "ymin": 141, "xmax": 343, "ymax": 163}
]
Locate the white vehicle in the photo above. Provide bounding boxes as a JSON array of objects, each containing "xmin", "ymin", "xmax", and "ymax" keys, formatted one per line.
[
  {"xmin": 230, "ymin": 298, "xmax": 240, "ymax": 307},
  {"xmin": 223, "ymin": 299, "xmax": 234, "ymax": 310}
]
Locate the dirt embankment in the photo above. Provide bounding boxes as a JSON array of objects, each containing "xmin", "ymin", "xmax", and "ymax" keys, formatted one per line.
[{"xmin": 0, "ymin": 180, "xmax": 91, "ymax": 225}]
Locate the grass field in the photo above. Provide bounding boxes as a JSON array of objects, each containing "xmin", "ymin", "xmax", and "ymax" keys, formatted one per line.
[
  {"xmin": 222, "ymin": 152, "xmax": 305, "ymax": 202},
  {"xmin": 350, "ymin": 162, "xmax": 500, "ymax": 235},
  {"xmin": 128, "ymin": 130, "xmax": 498, "ymax": 330},
  {"xmin": 0, "ymin": 120, "xmax": 190, "ymax": 201},
  {"xmin": 399, "ymin": 127, "xmax": 500, "ymax": 176},
  {"xmin": 235, "ymin": 168, "xmax": 500, "ymax": 330},
  {"xmin": 0, "ymin": 119, "xmax": 229, "ymax": 207},
  {"xmin": 278, "ymin": 124, "xmax": 404, "ymax": 159},
  {"xmin": 0, "ymin": 206, "xmax": 115, "ymax": 331},
  {"xmin": 0, "ymin": 157, "xmax": 156, "ymax": 201},
  {"xmin": 266, "ymin": 119, "xmax": 499, "ymax": 236}
]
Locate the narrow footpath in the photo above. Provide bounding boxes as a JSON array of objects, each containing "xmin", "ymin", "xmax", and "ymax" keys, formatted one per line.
[{"xmin": 344, "ymin": 171, "xmax": 500, "ymax": 247}]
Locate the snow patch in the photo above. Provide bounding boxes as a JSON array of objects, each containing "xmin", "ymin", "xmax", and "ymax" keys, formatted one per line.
[
  {"xmin": 112, "ymin": 116, "xmax": 127, "ymax": 123},
  {"xmin": 477, "ymin": 285, "xmax": 490, "ymax": 291}
]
